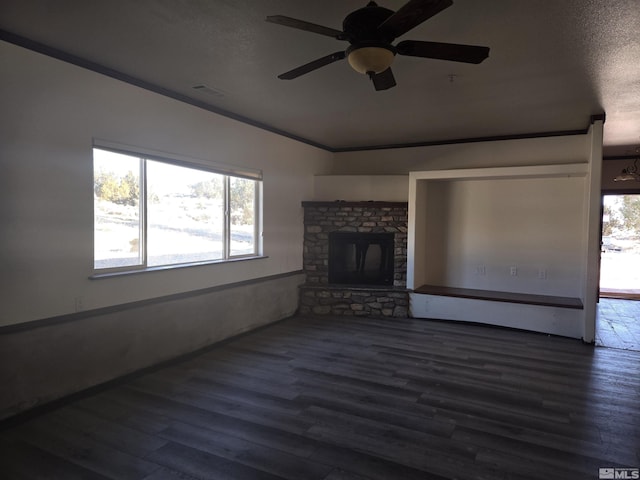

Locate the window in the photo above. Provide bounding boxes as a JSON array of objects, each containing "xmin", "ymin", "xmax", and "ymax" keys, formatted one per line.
[{"xmin": 93, "ymin": 146, "xmax": 261, "ymax": 272}]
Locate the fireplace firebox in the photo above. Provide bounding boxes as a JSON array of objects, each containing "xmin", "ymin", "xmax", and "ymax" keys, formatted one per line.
[{"xmin": 329, "ymin": 232, "xmax": 394, "ymax": 286}]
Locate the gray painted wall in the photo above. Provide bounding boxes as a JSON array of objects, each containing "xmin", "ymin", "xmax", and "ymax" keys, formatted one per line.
[{"xmin": 0, "ymin": 272, "xmax": 304, "ymax": 420}]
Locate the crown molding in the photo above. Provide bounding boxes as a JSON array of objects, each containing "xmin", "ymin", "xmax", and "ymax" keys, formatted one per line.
[{"xmin": 1, "ymin": 30, "xmax": 604, "ymax": 155}]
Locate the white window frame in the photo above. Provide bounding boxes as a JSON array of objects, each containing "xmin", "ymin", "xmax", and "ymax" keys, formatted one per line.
[{"xmin": 93, "ymin": 142, "xmax": 262, "ymax": 275}]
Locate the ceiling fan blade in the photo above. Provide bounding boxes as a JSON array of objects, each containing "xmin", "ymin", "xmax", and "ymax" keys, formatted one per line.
[
  {"xmin": 278, "ymin": 51, "xmax": 346, "ymax": 80},
  {"xmin": 396, "ymin": 40, "xmax": 489, "ymax": 63},
  {"xmin": 377, "ymin": 0, "xmax": 453, "ymax": 39},
  {"xmin": 266, "ymin": 15, "xmax": 345, "ymax": 39},
  {"xmin": 370, "ymin": 68, "xmax": 397, "ymax": 91}
]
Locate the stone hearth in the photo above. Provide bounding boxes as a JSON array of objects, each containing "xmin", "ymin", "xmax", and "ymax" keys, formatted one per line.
[{"xmin": 299, "ymin": 201, "xmax": 409, "ymax": 317}]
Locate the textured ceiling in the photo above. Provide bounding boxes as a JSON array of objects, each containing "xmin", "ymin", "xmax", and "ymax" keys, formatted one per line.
[{"xmin": 1, "ymin": 0, "xmax": 639, "ymax": 155}]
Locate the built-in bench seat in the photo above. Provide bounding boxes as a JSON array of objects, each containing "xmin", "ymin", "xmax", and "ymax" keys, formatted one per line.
[{"xmin": 413, "ymin": 284, "xmax": 583, "ymax": 310}]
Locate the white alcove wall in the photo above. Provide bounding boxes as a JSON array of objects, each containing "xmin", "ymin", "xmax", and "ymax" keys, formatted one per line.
[{"xmin": 408, "ymin": 163, "xmax": 591, "ymax": 339}]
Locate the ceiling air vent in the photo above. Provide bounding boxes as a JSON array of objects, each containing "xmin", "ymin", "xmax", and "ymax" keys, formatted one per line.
[{"xmin": 192, "ymin": 84, "xmax": 225, "ymax": 98}]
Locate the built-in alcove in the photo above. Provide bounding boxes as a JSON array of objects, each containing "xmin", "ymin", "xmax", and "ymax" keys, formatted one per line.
[
  {"xmin": 408, "ymin": 164, "xmax": 592, "ymax": 338},
  {"xmin": 416, "ymin": 176, "xmax": 586, "ymax": 295}
]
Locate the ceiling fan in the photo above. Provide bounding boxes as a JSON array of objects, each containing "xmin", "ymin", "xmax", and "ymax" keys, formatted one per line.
[{"xmin": 266, "ymin": 0, "xmax": 490, "ymax": 91}]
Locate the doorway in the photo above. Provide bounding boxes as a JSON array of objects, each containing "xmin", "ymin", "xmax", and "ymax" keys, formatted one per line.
[
  {"xmin": 600, "ymin": 194, "xmax": 640, "ymax": 299},
  {"xmin": 597, "ymin": 194, "xmax": 640, "ymax": 351}
]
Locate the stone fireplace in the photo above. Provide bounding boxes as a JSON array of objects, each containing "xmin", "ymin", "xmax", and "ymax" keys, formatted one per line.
[{"xmin": 299, "ymin": 201, "xmax": 409, "ymax": 317}]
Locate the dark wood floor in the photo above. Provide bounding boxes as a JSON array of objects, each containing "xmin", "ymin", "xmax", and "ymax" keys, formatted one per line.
[{"xmin": 2, "ymin": 314, "xmax": 639, "ymax": 480}]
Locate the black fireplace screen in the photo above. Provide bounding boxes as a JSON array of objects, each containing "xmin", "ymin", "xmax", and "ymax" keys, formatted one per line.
[{"xmin": 328, "ymin": 232, "xmax": 394, "ymax": 285}]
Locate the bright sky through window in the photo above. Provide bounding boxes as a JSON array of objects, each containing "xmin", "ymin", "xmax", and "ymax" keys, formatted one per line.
[{"xmin": 93, "ymin": 147, "xmax": 260, "ymax": 272}]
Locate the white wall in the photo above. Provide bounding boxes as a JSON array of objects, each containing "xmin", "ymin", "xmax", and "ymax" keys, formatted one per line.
[
  {"xmin": 331, "ymin": 135, "xmax": 589, "ymax": 174},
  {"xmin": 0, "ymin": 41, "xmax": 333, "ymax": 327},
  {"xmin": 313, "ymin": 175, "xmax": 408, "ymax": 201},
  {"xmin": 424, "ymin": 177, "xmax": 586, "ymax": 296}
]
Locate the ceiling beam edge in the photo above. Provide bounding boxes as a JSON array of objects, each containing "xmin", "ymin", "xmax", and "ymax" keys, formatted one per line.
[{"xmin": 331, "ymin": 128, "xmax": 590, "ymax": 153}]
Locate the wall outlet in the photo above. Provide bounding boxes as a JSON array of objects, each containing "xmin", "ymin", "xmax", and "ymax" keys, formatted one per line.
[
  {"xmin": 510, "ymin": 266, "xmax": 518, "ymax": 277},
  {"xmin": 538, "ymin": 268, "xmax": 548, "ymax": 280},
  {"xmin": 74, "ymin": 296, "xmax": 84, "ymax": 312}
]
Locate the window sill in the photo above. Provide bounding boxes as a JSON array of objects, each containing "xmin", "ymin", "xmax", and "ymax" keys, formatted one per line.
[{"xmin": 90, "ymin": 255, "xmax": 269, "ymax": 279}]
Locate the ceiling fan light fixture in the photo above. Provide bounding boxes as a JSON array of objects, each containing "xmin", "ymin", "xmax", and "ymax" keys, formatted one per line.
[
  {"xmin": 267, "ymin": 0, "xmax": 489, "ymax": 90},
  {"xmin": 347, "ymin": 46, "xmax": 395, "ymax": 74}
]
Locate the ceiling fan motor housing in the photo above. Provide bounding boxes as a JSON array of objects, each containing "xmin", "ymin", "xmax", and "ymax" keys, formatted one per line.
[
  {"xmin": 343, "ymin": 2, "xmax": 396, "ymax": 44},
  {"xmin": 343, "ymin": 2, "xmax": 396, "ymax": 74}
]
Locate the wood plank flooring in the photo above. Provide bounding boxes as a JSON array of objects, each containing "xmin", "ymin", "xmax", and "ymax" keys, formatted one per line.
[{"xmin": 1, "ymin": 314, "xmax": 639, "ymax": 480}]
